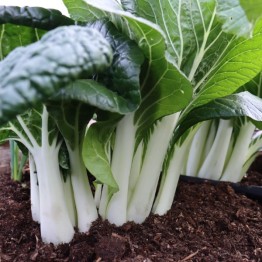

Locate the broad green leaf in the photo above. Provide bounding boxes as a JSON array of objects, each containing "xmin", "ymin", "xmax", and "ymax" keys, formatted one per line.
[
  {"xmin": 174, "ymin": 91, "xmax": 262, "ymax": 143},
  {"xmin": 182, "ymin": 19, "xmax": 262, "ymax": 118},
  {"xmin": 0, "ymin": 25, "xmax": 113, "ymax": 126},
  {"xmin": 216, "ymin": 0, "xmax": 253, "ymax": 38},
  {"xmin": 47, "ymin": 19, "xmax": 143, "ymax": 149},
  {"xmin": 63, "ymin": 0, "xmax": 120, "ymax": 21},
  {"xmin": 239, "ymin": 0, "xmax": 262, "ymax": 23},
  {"xmin": 0, "ymin": 24, "xmax": 46, "ymax": 59},
  {"xmin": 68, "ymin": 0, "xmax": 192, "ymax": 146},
  {"xmin": 0, "ymin": 6, "xmax": 75, "ymax": 59},
  {"xmin": 120, "ymin": 1, "xmax": 262, "ymax": 116},
  {"xmin": 238, "ymin": 72, "xmax": 262, "ymax": 97},
  {"xmin": 82, "ymin": 119, "xmax": 120, "ymax": 191},
  {"xmin": 88, "ymin": 19, "xmax": 144, "ymax": 112},
  {"xmin": 55, "ymin": 79, "xmax": 140, "ymax": 115},
  {"xmin": 0, "ymin": 6, "xmax": 74, "ymax": 30}
]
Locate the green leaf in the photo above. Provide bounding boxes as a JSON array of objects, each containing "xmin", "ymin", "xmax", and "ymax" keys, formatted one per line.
[
  {"xmin": 239, "ymin": 0, "xmax": 262, "ymax": 23},
  {"xmin": 55, "ymin": 79, "xmax": 140, "ymax": 114},
  {"xmin": 69, "ymin": 0, "xmax": 192, "ymax": 145},
  {"xmin": 0, "ymin": 25, "xmax": 113, "ymax": 126},
  {"xmin": 88, "ymin": 19, "xmax": 144, "ymax": 112},
  {"xmin": 0, "ymin": 6, "xmax": 75, "ymax": 60},
  {"xmin": 238, "ymin": 72, "xmax": 262, "ymax": 97},
  {"xmin": 63, "ymin": 0, "xmax": 115, "ymax": 21},
  {"xmin": 0, "ymin": 24, "xmax": 46, "ymax": 60},
  {"xmin": 47, "ymin": 19, "xmax": 143, "ymax": 149},
  {"xmin": 174, "ymin": 91, "xmax": 262, "ymax": 143},
  {"xmin": 82, "ymin": 119, "xmax": 119, "ymax": 191},
  {"xmin": 0, "ymin": 6, "xmax": 74, "ymax": 30},
  {"xmin": 182, "ymin": 19, "xmax": 262, "ymax": 118},
  {"xmin": 216, "ymin": 0, "xmax": 253, "ymax": 38}
]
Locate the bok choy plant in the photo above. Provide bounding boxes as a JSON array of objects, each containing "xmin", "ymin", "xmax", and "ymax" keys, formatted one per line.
[
  {"xmin": 0, "ymin": 6, "xmax": 143, "ymax": 244},
  {"xmin": 70, "ymin": 0, "xmax": 262, "ymax": 224}
]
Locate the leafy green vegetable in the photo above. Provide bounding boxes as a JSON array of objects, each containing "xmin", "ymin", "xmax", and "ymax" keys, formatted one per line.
[
  {"xmin": 0, "ymin": 6, "xmax": 74, "ymax": 29},
  {"xmin": 0, "ymin": 25, "xmax": 113, "ymax": 125}
]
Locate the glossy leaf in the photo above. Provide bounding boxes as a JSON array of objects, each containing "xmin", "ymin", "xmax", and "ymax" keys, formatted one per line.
[
  {"xmin": 88, "ymin": 19, "xmax": 144, "ymax": 112},
  {"xmin": 0, "ymin": 6, "xmax": 74, "ymax": 30},
  {"xmin": 0, "ymin": 25, "xmax": 113, "ymax": 126}
]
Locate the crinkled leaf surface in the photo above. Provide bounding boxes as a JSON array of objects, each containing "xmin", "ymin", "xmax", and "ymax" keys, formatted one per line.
[
  {"xmin": 0, "ymin": 6, "xmax": 75, "ymax": 59},
  {"xmin": 48, "ymin": 20, "xmax": 144, "ymax": 188},
  {"xmin": 0, "ymin": 25, "xmax": 113, "ymax": 126},
  {"xmin": 0, "ymin": 6, "xmax": 74, "ymax": 30}
]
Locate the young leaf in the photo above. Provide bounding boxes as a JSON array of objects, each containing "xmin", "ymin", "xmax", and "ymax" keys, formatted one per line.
[{"xmin": 82, "ymin": 119, "xmax": 120, "ymax": 191}]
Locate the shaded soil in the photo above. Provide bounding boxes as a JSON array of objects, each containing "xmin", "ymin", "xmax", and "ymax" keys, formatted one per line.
[{"xmin": 0, "ymin": 145, "xmax": 262, "ymax": 261}]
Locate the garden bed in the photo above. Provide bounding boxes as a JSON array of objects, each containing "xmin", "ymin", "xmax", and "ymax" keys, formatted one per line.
[{"xmin": 0, "ymin": 146, "xmax": 261, "ymax": 261}]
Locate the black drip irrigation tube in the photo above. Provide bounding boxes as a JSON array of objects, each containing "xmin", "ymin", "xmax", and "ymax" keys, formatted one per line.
[{"xmin": 179, "ymin": 175, "xmax": 262, "ymax": 202}]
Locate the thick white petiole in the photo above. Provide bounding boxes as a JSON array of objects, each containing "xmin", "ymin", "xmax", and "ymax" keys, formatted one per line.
[
  {"xmin": 221, "ymin": 121, "xmax": 256, "ymax": 182},
  {"xmin": 186, "ymin": 121, "xmax": 211, "ymax": 177},
  {"xmin": 105, "ymin": 113, "xmax": 136, "ymax": 226},
  {"xmin": 29, "ymin": 153, "xmax": 40, "ymax": 223},
  {"xmin": 33, "ymin": 142, "xmax": 74, "ymax": 244},
  {"xmin": 153, "ymin": 131, "xmax": 194, "ymax": 216},
  {"xmin": 127, "ymin": 113, "xmax": 179, "ymax": 223},
  {"xmin": 67, "ymin": 145, "xmax": 98, "ymax": 232},
  {"xmin": 198, "ymin": 119, "xmax": 233, "ymax": 180}
]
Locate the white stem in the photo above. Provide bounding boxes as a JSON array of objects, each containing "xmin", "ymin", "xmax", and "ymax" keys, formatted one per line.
[
  {"xmin": 67, "ymin": 145, "xmax": 98, "ymax": 232},
  {"xmin": 153, "ymin": 132, "xmax": 194, "ymax": 215},
  {"xmin": 127, "ymin": 113, "xmax": 179, "ymax": 223},
  {"xmin": 221, "ymin": 122, "xmax": 256, "ymax": 182},
  {"xmin": 186, "ymin": 121, "xmax": 211, "ymax": 177},
  {"xmin": 94, "ymin": 184, "xmax": 102, "ymax": 208},
  {"xmin": 99, "ymin": 184, "xmax": 109, "ymax": 219},
  {"xmin": 105, "ymin": 113, "xmax": 136, "ymax": 226},
  {"xmin": 29, "ymin": 153, "xmax": 40, "ymax": 223},
  {"xmin": 34, "ymin": 142, "xmax": 74, "ymax": 244},
  {"xmin": 62, "ymin": 174, "xmax": 77, "ymax": 227},
  {"xmin": 202, "ymin": 120, "xmax": 217, "ymax": 159},
  {"xmin": 127, "ymin": 142, "xmax": 143, "ymax": 202},
  {"xmin": 198, "ymin": 119, "xmax": 233, "ymax": 180}
]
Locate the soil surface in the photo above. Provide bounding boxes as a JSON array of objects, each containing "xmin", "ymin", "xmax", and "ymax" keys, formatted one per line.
[{"xmin": 0, "ymin": 145, "xmax": 262, "ymax": 261}]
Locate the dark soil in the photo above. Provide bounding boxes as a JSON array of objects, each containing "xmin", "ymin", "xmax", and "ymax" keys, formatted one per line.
[{"xmin": 0, "ymin": 145, "xmax": 262, "ymax": 261}]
